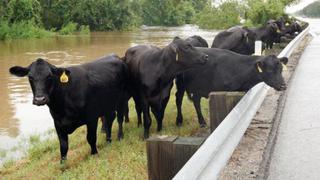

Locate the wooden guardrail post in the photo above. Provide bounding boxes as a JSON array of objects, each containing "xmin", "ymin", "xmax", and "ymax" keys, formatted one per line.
[
  {"xmin": 209, "ymin": 92, "xmax": 245, "ymax": 132},
  {"xmin": 146, "ymin": 136, "xmax": 177, "ymax": 180},
  {"xmin": 146, "ymin": 136, "xmax": 205, "ymax": 180},
  {"xmin": 172, "ymin": 137, "xmax": 205, "ymax": 174}
]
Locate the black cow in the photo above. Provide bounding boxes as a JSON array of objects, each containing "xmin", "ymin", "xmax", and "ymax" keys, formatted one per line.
[
  {"xmin": 250, "ymin": 22, "xmax": 281, "ymax": 49},
  {"xmin": 123, "ymin": 37, "xmax": 208, "ymax": 138},
  {"xmin": 175, "ymin": 48, "xmax": 288, "ymax": 126},
  {"xmin": 9, "ymin": 55, "xmax": 128, "ymax": 163},
  {"xmin": 211, "ymin": 26, "xmax": 256, "ymax": 55},
  {"xmin": 282, "ymin": 21, "xmax": 302, "ymax": 37},
  {"xmin": 268, "ymin": 17, "xmax": 286, "ymax": 31},
  {"xmin": 185, "ymin": 35, "xmax": 209, "ymax": 48},
  {"xmin": 122, "ymin": 35, "xmax": 209, "ymax": 127}
]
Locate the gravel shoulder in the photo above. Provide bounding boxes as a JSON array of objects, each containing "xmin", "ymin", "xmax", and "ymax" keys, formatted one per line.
[{"xmin": 218, "ymin": 35, "xmax": 312, "ymax": 180}]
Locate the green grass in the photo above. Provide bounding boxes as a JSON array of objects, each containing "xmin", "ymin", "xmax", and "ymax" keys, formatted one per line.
[
  {"xmin": 0, "ymin": 149, "xmax": 6, "ymax": 158},
  {"xmin": 0, "ymin": 88, "xmax": 209, "ymax": 179}
]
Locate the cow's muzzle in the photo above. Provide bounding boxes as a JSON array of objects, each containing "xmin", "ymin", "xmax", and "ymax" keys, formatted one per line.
[
  {"xmin": 275, "ymin": 83, "xmax": 286, "ymax": 91},
  {"xmin": 33, "ymin": 96, "xmax": 48, "ymax": 106}
]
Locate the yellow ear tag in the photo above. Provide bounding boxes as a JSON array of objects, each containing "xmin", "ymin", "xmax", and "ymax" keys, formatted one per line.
[
  {"xmin": 60, "ymin": 71, "xmax": 69, "ymax": 83},
  {"xmin": 282, "ymin": 63, "xmax": 288, "ymax": 71},
  {"xmin": 285, "ymin": 22, "xmax": 290, "ymax": 26},
  {"xmin": 277, "ymin": 29, "xmax": 281, "ymax": 33},
  {"xmin": 176, "ymin": 52, "xmax": 179, "ymax": 61},
  {"xmin": 257, "ymin": 64, "xmax": 263, "ymax": 73}
]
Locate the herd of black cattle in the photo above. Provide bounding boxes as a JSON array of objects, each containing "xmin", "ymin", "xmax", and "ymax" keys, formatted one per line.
[{"xmin": 9, "ymin": 17, "xmax": 303, "ymax": 163}]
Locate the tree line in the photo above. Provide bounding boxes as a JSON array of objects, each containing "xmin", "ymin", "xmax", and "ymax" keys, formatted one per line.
[
  {"xmin": 297, "ymin": 0, "xmax": 320, "ymax": 17},
  {"xmin": 0, "ymin": 0, "xmax": 297, "ymax": 40}
]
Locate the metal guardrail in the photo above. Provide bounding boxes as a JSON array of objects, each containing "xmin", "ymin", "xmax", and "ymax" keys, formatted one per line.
[{"xmin": 173, "ymin": 25, "xmax": 310, "ymax": 180}]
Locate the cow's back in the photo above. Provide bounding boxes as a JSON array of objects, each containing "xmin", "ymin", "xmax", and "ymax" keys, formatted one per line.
[
  {"xmin": 123, "ymin": 45, "xmax": 161, "ymax": 85},
  {"xmin": 212, "ymin": 30, "xmax": 243, "ymax": 50},
  {"xmin": 183, "ymin": 48, "xmax": 257, "ymax": 96}
]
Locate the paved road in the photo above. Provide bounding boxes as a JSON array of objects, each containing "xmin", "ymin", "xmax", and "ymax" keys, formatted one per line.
[{"xmin": 268, "ymin": 21, "xmax": 320, "ymax": 180}]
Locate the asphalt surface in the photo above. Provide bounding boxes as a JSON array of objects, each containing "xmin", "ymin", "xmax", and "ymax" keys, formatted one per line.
[{"xmin": 268, "ymin": 22, "xmax": 320, "ymax": 180}]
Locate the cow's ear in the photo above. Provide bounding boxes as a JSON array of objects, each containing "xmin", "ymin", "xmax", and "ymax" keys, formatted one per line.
[
  {"xmin": 9, "ymin": 66, "xmax": 29, "ymax": 77},
  {"xmin": 173, "ymin": 36, "xmax": 181, "ymax": 41},
  {"xmin": 279, "ymin": 57, "xmax": 288, "ymax": 65}
]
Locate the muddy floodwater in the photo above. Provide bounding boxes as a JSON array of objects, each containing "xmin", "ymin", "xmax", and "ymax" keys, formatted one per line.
[{"xmin": 0, "ymin": 25, "xmax": 218, "ymax": 163}]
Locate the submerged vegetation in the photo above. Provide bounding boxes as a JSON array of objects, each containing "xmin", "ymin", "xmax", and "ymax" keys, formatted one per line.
[
  {"xmin": 0, "ymin": 20, "xmax": 53, "ymax": 40},
  {"xmin": 0, "ymin": 0, "xmax": 298, "ymax": 40}
]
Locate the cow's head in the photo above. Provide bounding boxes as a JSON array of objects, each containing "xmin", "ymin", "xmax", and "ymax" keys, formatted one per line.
[
  {"xmin": 276, "ymin": 17, "xmax": 286, "ymax": 31},
  {"xmin": 9, "ymin": 58, "xmax": 70, "ymax": 106},
  {"xmin": 293, "ymin": 22, "xmax": 302, "ymax": 33},
  {"xmin": 266, "ymin": 22, "xmax": 282, "ymax": 43},
  {"xmin": 256, "ymin": 55, "xmax": 288, "ymax": 91},
  {"xmin": 170, "ymin": 37, "xmax": 208, "ymax": 66},
  {"xmin": 242, "ymin": 27, "xmax": 256, "ymax": 54}
]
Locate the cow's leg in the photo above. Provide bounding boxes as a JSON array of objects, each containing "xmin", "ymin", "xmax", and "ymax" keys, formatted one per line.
[
  {"xmin": 124, "ymin": 101, "xmax": 129, "ymax": 123},
  {"xmin": 53, "ymin": 120, "xmax": 69, "ymax": 164},
  {"xmin": 156, "ymin": 96, "xmax": 170, "ymax": 131},
  {"xmin": 141, "ymin": 95, "xmax": 152, "ymax": 139},
  {"xmin": 133, "ymin": 95, "xmax": 143, "ymax": 127},
  {"xmin": 192, "ymin": 95, "xmax": 207, "ymax": 127},
  {"xmin": 57, "ymin": 130, "xmax": 68, "ymax": 164},
  {"xmin": 104, "ymin": 111, "xmax": 116, "ymax": 143},
  {"xmin": 175, "ymin": 75, "xmax": 185, "ymax": 127},
  {"xmin": 117, "ymin": 102, "xmax": 125, "ymax": 140},
  {"xmin": 86, "ymin": 119, "xmax": 98, "ymax": 155},
  {"xmin": 151, "ymin": 104, "xmax": 162, "ymax": 132}
]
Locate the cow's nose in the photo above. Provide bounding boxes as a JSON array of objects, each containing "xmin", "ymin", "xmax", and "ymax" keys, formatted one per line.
[
  {"xmin": 279, "ymin": 83, "xmax": 287, "ymax": 91},
  {"xmin": 35, "ymin": 96, "xmax": 46, "ymax": 102}
]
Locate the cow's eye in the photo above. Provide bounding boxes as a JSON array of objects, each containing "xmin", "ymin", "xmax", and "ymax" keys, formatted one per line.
[{"xmin": 46, "ymin": 76, "xmax": 52, "ymax": 80}]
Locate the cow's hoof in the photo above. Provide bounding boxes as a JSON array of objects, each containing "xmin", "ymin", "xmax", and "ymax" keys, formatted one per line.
[
  {"xmin": 117, "ymin": 134, "xmax": 124, "ymax": 141},
  {"xmin": 144, "ymin": 132, "xmax": 149, "ymax": 140},
  {"xmin": 60, "ymin": 157, "xmax": 67, "ymax": 165},
  {"xmin": 176, "ymin": 122, "xmax": 182, "ymax": 127},
  {"xmin": 60, "ymin": 160, "xmax": 66, "ymax": 165},
  {"xmin": 106, "ymin": 139, "xmax": 112, "ymax": 144},
  {"xmin": 200, "ymin": 123, "xmax": 207, "ymax": 128},
  {"xmin": 91, "ymin": 149, "xmax": 98, "ymax": 155},
  {"xmin": 125, "ymin": 118, "xmax": 129, "ymax": 123}
]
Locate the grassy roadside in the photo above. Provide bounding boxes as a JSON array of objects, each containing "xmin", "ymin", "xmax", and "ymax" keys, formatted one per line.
[{"xmin": 0, "ymin": 87, "xmax": 210, "ymax": 179}]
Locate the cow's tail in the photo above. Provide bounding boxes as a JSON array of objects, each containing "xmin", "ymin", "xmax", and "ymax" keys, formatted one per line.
[{"xmin": 176, "ymin": 74, "xmax": 193, "ymax": 102}]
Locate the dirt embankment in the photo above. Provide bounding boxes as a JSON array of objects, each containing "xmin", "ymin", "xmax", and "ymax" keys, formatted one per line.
[{"xmin": 218, "ymin": 35, "xmax": 312, "ymax": 180}]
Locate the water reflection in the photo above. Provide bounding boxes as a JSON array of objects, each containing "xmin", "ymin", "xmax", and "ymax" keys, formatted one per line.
[{"xmin": 0, "ymin": 24, "xmax": 217, "ymax": 163}]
